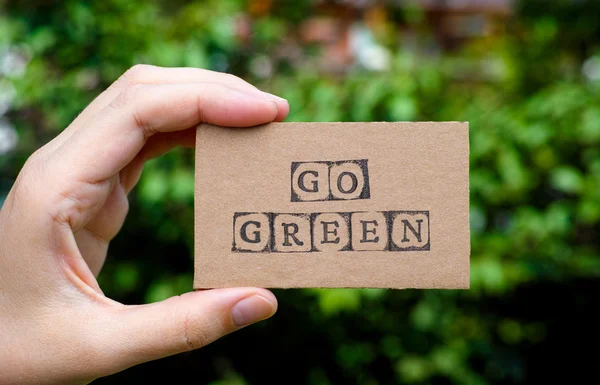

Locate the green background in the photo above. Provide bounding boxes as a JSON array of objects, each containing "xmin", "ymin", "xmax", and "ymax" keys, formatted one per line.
[{"xmin": 1, "ymin": 0, "xmax": 599, "ymax": 383}]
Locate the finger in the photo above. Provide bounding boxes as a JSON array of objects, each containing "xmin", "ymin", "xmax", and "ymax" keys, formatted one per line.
[
  {"xmin": 48, "ymin": 65, "xmax": 288, "ymax": 151},
  {"xmin": 74, "ymin": 176, "xmax": 128, "ymax": 276},
  {"xmin": 44, "ymin": 82, "xmax": 279, "ymax": 231},
  {"xmin": 60, "ymin": 82, "xmax": 279, "ymax": 182},
  {"xmin": 74, "ymin": 129, "xmax": 195, "ymax": 262},
  {"xmin": 78, "ymin": 129, "xmax": 195, "ymax": 269},
  {"xmin": 70, "ymin": 66, "xmax": 277, "ymax": 129},
  {"xmin": 97, "ymin": 288, "xmax": 277, "ymax": 373}
]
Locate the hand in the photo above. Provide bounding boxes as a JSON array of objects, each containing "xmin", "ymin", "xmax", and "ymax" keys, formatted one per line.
[{"xmin": 0, "ymin": 65, "xmax": 289, "ymax": 385}]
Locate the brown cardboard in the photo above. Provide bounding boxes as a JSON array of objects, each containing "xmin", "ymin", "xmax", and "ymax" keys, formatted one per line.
[{"xmin": 194, "ymin": 122, "xmax": 469, "ymax": 289}]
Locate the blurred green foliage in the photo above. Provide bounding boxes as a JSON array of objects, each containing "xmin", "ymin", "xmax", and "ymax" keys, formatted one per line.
[{"xmin": 1, "ymin": 0, "xmax": 599, "ymax": 384}]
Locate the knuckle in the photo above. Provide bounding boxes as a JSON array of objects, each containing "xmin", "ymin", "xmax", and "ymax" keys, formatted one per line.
[
  {"xmin": 6, "ymin": 146, "xmax": 56, "ymax": 215},
  {"xmin": 19, "ymin": 149, "xmax": 47, "ymax": 186},
  {"xmin": 223, "ymin": 72, "xmax": 253, "ymax": 88},
  {"xmin": 121, "ymin": 64, "xmax": 154, "ymax": 86},
  {"xmin": 223, "ymin": 72, "xmax": 241, "ymax": 83},
  {"xmin": 8, "ymin": 159, "xmax": 38, "ymax": 208},
  {"xmin": 48, "ymin": 180, "xmax": 105, "ymax": 230},
  {"xmin": 110, "ymin": 84, "xmax": 154, "ymax": 139},
  {"xmin": 22, "ymin": 149, "xmax": 42, "ymax": 172},
  {"xmin": 110, "ymin": 83, "xmax": 141, "ymax": 109},
  {"xmin": 47, "ymin": 185, "xmax": 83, "ymax": 228},
  {"xmin": 180, "ymin": 310, "xmax": 198, "ymax": 351},
  {"xmin": 176, "ymin": 306, "xmax": 224, "ymax": 352}
]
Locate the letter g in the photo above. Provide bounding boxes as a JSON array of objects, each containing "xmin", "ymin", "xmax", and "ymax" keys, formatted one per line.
[
  {"xmin": 298, "ymin": 170, "xmax": 319, "ymax": 193},
  {"xmin": 240, "ymin": 220, "xmax": 261, "ymax": 243}
]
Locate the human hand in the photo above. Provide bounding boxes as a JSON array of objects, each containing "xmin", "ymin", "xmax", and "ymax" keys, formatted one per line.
[{"xmin": 0, "ymin": 65, "xmax": 289, "ymax": 385}]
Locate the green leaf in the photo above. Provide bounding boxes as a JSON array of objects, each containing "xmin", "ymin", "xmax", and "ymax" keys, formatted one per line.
[
  {"xmin": 139, "ymin": 166, "xmax": 169, "ymax": 204},
  {"xmin": 579, "ymin": 107, "xmax": 600, "ymax": 144},
  {"xmin": 396, "ymin": 356, "xmax": 432, "ymax": 383},
  {"xmin": 577, "ymin": 199, "xmax": 600, "ymax": 224},
  {"xmin": 497, "ymin": 319, "xmax": 523, "ymax": 345},
  {"xmin": 311, "ymin": 289, "xmax": 361, "ymax": 316},
  {"xmin": 550, "ymin": 166, "xmax": 584, "ymax": 194},
  {"xmin": 388, "ymin": 95, "xmax": 417, "ymax": 121},
  {"xmin": 114, "ymin": 263, "xmax": 140, "ymax": 293},
  {"xmin": 170, "ymin": 168, "xmax": 195, "ymax": 202},
  {"xmin": 145, "ymin": 274, "xmax": 192, "ymax": 303}
]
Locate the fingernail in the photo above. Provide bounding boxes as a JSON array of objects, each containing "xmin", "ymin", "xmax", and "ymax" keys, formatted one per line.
[
  {"xmin": 262, "ymin": 91, "xmax": 287, "ymax": 102},
  {"xmin": 232, "ymin": 295, "xmax": 276, "ymax": 327}
]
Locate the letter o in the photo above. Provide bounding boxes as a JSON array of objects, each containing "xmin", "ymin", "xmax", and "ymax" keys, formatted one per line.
[{"xmin": 337, "ymin": 171, "xmax": 358, "ymax": 194}]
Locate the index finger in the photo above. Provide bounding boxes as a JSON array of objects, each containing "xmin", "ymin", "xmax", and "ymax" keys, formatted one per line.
[
  {"xmin": 51, "ymin": 81, "xmax": 283, "ymax": 185},
  {"xmin": 48, "ymin": 65, "xmax": 288, "ymax": 152}
]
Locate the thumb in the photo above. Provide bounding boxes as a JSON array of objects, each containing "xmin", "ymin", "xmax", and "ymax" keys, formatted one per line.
[{"xmin": 98, "ymin": 288, "xmax": 277, "ymax": 374}]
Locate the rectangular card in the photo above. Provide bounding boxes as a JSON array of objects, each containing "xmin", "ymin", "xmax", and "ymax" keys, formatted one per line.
[{"xmin": 194, "ymin": 122, "xmax": 469, "ymax": 289}]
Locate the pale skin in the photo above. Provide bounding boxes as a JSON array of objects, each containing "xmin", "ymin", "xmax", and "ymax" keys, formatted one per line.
[{"xmin": 0, "ymin": 65, "xmax": 290, "ymax": 385}]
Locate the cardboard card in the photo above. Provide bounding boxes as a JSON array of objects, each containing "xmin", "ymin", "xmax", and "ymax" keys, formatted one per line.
[{"xmin": 194, "ymin": 122, "xmax": 470, "ymax": 289}]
